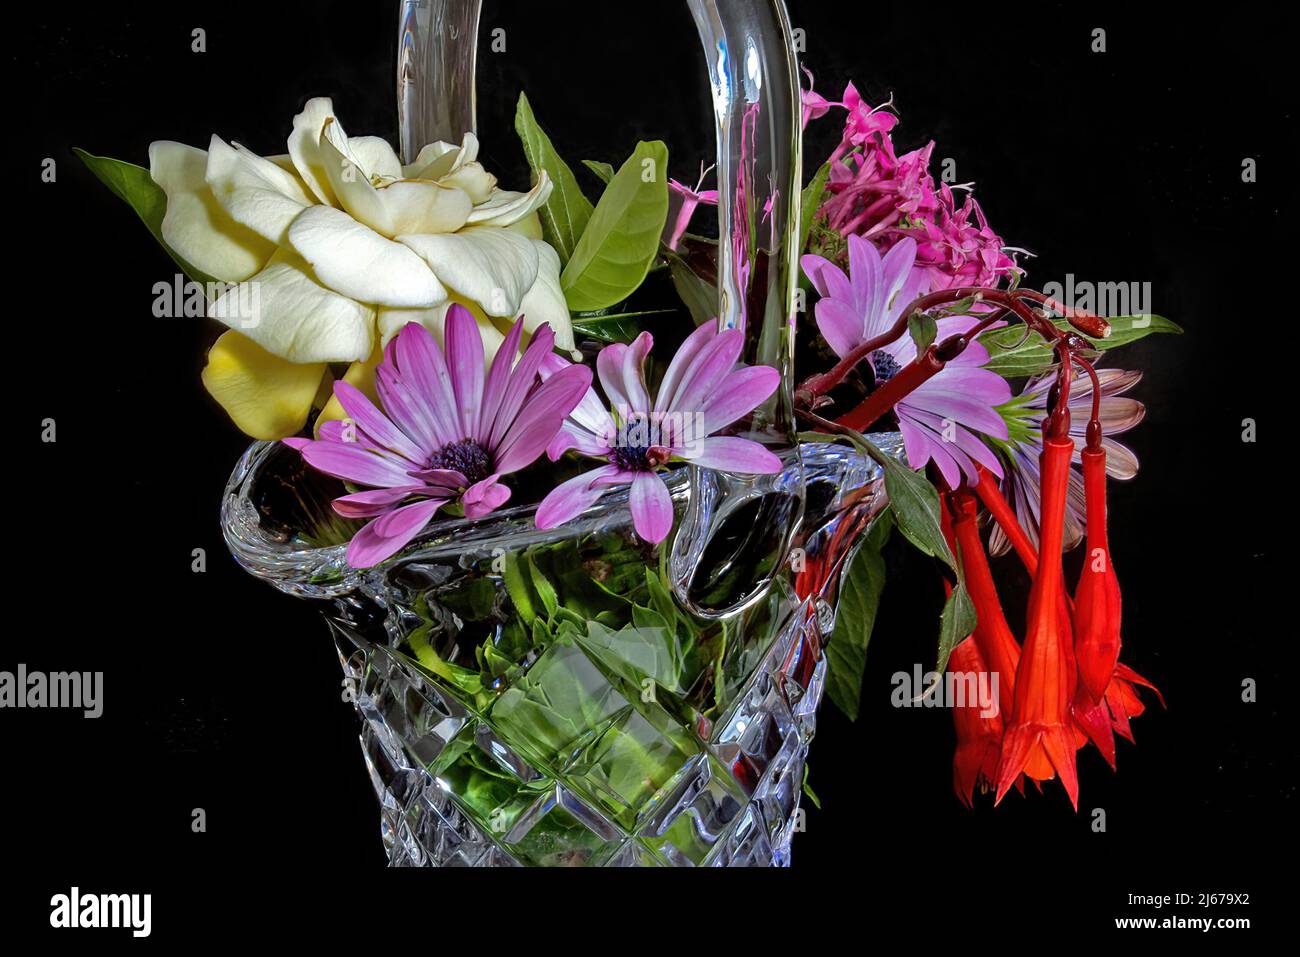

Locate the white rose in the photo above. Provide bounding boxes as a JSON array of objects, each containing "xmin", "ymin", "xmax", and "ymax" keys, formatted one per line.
[{"xmin": 150, "ymin": 96, "xmax": 572, "ymax": 438}]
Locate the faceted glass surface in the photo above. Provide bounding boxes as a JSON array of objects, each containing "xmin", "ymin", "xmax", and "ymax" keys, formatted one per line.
[{"xmin": 223, "ymin": 436, "xmax": 903, "ymax": 866}]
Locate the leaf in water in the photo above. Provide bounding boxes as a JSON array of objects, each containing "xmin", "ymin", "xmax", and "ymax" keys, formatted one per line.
[
  {"xmin": 582, "ymin": 159, "xmax": 615, "ymax": 185},
  {"xmin": 799, "ymin": 159, "xmax": 832, "ymax": 255},
  {"xmin": 827, "ymin": 510, "xmax": 892, "ymax": 721},
  {"xmin": 560, "ymin": 140, "xmax": 669, "ymax": 312},
  {"xmin": 571, "ymin": 309, "xmax": 676, "ymax": 344},
  {"xmin": 801, "ymin": 763, "xmax": 822, "ymax": 810},
  {"xmin": 978, "ymin": 314, "xmax": 1183, "ymax": 378},
  {"xmin": 74, "ymin": 147, "xmax": 219, "ymax": 286},
  {"xmin": 514, "ymin": 93, "xmax": 594, "ymax": 268},
  {"xmin": 503, "ymin": 551, "xmax": 537, "ymax": 625}
]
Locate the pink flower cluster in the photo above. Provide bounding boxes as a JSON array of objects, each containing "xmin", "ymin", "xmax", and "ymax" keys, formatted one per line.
[{"xmin": 805, "ymin": 77, "xmax": 1021, "ymax": 291}]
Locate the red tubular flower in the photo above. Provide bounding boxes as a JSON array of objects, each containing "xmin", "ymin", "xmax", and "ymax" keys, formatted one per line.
[
  {"xmin": 1107, "ymin": 662, "xmax": 1166, "ymax": 742},
  {"xmin": 948, "ymin": 488, "xmax": 1021, "ymax": 698},
  {"xmin": 1073, "ymin": 446, "xmax": 1122, "ymax": 703},
  {"xmin": 995, "ymin": 435, "xmax": 1080, "ymax": 809},
  {"xmin": 949, "ymin": 635, "xmax": 1003, "ymax": 807}
]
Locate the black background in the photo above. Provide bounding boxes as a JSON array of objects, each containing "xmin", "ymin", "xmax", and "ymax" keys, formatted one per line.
[{"xmin": 7, "ymin": 0, "xmax": 1291, "ymax": 940}]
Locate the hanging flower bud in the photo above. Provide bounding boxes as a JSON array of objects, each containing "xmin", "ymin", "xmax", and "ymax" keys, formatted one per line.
[{"xmin": 1072, "ymin": 446, "xmax": 1123, "ymax": 703}]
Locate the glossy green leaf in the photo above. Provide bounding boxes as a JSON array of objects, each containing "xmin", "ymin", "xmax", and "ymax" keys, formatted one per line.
[
  {"xmin": 827, "ymin": 510, "xmax": 892, "ymax": 720},
  {"xmin": 74, "ymin": 147, "xmax": 219, "ymax": 286},
  {"xmin": 799, "ymin": 159, "xmax": 832, "ymax": 255},
  {"xmin": 571, "ymin": 309, "xmax": 676, "ymax": 344},
  {"xmin": 514, "ymin": 93, "xmax": 594, "ymax": 268},
  {"xmin": 978, "ymin": 314, "xmax": 1183, "ymax": 378},
  {"xmin": 560, "ymin": 140, "xmax": 670, "ymax": 312},
  {"xmin": 582, "ymin": 159, "xmax": 615, "ymax": 185}
]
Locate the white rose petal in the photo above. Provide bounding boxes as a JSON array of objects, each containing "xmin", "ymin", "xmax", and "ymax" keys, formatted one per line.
[
  {"xmin": 205, "ymin": 136, "xmax": 312, "ymax": 244},
  {"xmin": 288, "ymin": 205, "xmax": 446, "ymax": 308},
  {"xmin": 466, "ymin": 172, "xmax": 554, "ymax": 227},
  {"xmin": 319, "ymin": 131, "xmax": 471, "ymax": 237},
  {"xmin": 149, "ymin": 140, "xmax": 275, "ymax": 283},
  {"xmin": 209, "ymin": 248, "xmax": 374, "ymax": 363},
  {"xmin": 398, "ymin": 227, "xmax": 540, "ymax": 318},
  {"xmin": 286, "ymin": 97, "xmax": 341, "ymax": 206},
  {"xmin": 518, "ymin": 240, "xmax": 575, "ymax": 350},
  {"xmin": 346, "ymin": 135, "xmax": 403, "ymax": 181}
]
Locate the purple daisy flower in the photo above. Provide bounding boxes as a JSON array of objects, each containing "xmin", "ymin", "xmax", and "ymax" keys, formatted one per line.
[
  {"xmin": 990, "ymin": 366, "xmax": 1146, "ymax": 557},
  {"xmin": 285, "ymin": 304, "xmax": 592, "ymax": 567},
  {"xmin": 535, "ymin": 322, "xmax": 783, "ymax": 544},
  {"xmin": 800, "ymin": 234, "xmax": 1012, "ymax": 489}
]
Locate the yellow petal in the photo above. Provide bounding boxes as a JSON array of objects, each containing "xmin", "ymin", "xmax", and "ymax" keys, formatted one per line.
[
  {"xmin": 201, "ymin": 330, "xmax": 326, "ymax": 439},
  {"xmin": 314, "ymin": 341, "xmax": 384, "ymax": 437}
]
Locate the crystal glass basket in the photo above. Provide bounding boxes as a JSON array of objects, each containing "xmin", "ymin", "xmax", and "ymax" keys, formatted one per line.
[
  {"xmin": 220, "ymin": 0, "xmax": 903, "ymax": 866},
  {"xmin": 222, "ymin": 435, "xmax": 901, "ymax": 866}
]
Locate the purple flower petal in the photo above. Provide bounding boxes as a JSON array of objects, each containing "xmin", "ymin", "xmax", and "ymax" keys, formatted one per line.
[
  {"xmin": 333, "ymin": 381, "xmax": 425, "ymax": 465},
  {"xmin": 654, "ymin": 322, "xmax": 716, "ymax": 415},
  {"xmin": 488, "ymin": 323, "xmax": 556, "ymax": 450},
  {"xmin": 663, "ymin": 328, "xmax": 743, "ymax": 418},
  {"xmin": 391, "ymin": 322, "xmax": 461, "ymax": 447},
  {"xmin": 346, "ymin": 497, "xmax": 444, "ymax": 567},
  {"xmin": 443, "ymin": 304, "xmax": 485, "ymax": 440},
  {"xmin": 629, "ymin": 471, "xmax": 675, "ymax": 544},
  {"xmin": 698, "ymin": 366, "xmax": 781, "ymax": 436},
  {"xmin": 462, "ymin": 476, "xmax": 511, "ymax": 518},
  {"xmin": 332, "ymin": 485, "xmax": 438, "ymax": 519},
  {"xmin": 494, "ymin": 363, "xmax": 593, "ymax": 473},
  {"xmin": 299, "ymin": 440, "xmax": 420, "ymax": 489},
  {"xmin": 478, "ymin": 319, "xmax": 526, "ymax": 445},
  {"xmin": 375, "ymin": 364, "xmax": 439, "ymax": 456},
  {"xmin": 535, "ymin": 464, "xmax": 624, "ymax": 529},
  {"xmin": 677, "ymin": 436, "xmax": 783, "ymax": 474}
]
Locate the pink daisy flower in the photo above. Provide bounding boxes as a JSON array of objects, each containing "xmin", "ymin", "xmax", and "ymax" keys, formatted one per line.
[
  {"xmin": 801, "ymin": 234, "xmax": 1012, "ymax": 488},
  {"xmin": 285, "ymin": 305, "xmax": 592, "ymax": 567},
  {"xmin": 535, "ymin": 323, "xmax": 783, "ymax": 544}
]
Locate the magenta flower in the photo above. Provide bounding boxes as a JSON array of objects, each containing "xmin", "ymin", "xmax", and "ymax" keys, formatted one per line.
[
  {"xmin": 284, "ymin": 305, "xmax": 592, "ymax": 567},
  {"xmin": 535, "ymin": 323, "xmax": 783, "ymax": 544},
  {"xmin": 810, "ymin": 87, "xmax": 1019, "ymax": 291},
  {"xmin": 990, "ymin": 366, "xmax": 1146, "ymax": 557},
  {"xmin": 801, "ymin": 235, "xmax": 1012, "ymax": 489},
  {"xmin": 664, "ymin": 165, "xmax": 719, "ymax": 252}
]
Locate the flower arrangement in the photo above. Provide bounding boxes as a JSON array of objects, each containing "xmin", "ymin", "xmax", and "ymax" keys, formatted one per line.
[{"xmin": 79, "ymin": 18, "xmax": 1179, "ymax": 864}]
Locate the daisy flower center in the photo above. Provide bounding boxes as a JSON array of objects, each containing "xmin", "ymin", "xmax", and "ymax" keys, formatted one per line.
[
  {"xmin": 869, "ymin": 350, "xmax": 901, "ymax": 384},
  {"xmin": 428, "ymin": 438, "xmax": 493, "ymax": 486}
]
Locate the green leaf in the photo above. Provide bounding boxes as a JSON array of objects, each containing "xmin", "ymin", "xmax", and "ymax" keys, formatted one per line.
[
  {"xmin": 502, "ymin": 551, "xmax": 538, "ymax": 625},
  {"xmin": 74, "ymin": 147, "xmax": 220, "ymax": 286},
  {"xmin": 514, "ymin": 93, "xmax": 594, "ymax": 268},
  {"xmin": 851, "ymin": 432, "xmax": 975, "ymax": 673},
  {"xmin": 582, "ymin": 159, "xmax": 615, "ymax": 185},
  {"xmin": 799, "ymin": 159, "xmax": 832, "ymax": 255},
  {"xmin": 571, "ymin": 309, "xmax": 676, "ymax": 344},
  {"xmin": 938, "ymin": 580, "xmax": 978, "ymax": 675},
  {"xmin": 666, "ymin": 252, "xmax": 716, "ymax": 327},
  {"xmin": 977, "ymin": 314, "xmax": 1183, "ymax": 378},
  {"xmin": 801, "ymin": 763, "xmax": 822, "ymax": 810},
  {"xmin": 560, "ymin": 140, "xmax": 670, "ymax": 312},
  {"xmin": 907, "ymin": 311, "xmax": 938, "ymax": 355},
  {"xmin": 526, "ymin": 554, "xmax": 559, "ymax": 621},
  {"xmin": 827, "ymin": 510, "xmax": 892, "ymax": 720}
]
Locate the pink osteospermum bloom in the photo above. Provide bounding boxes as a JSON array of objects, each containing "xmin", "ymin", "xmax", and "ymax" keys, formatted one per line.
[
  {"xmin": 284, "ymin": 305, "xmax": 592, "ymax": 568},
  {"xmin": 990, "ymin": 366, "xmax": 1146, "ymax": 557},
  {"xmin": 801, "ymin": 234, "xmax": 1012, "ymax": 489},
  {"xmin": 535, "ymin": 323, "xmax": 783, "ymax": 544}
]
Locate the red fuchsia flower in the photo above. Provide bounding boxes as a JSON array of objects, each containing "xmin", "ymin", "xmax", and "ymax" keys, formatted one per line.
[
  {"xmin": 535, "ymin": 322, "xmax": 782, "ymax": 544},
  {"xmin": 1073, "ymin": 444, "xmax": 1123, "ymax": 703},
  {"xmin": 990, "ymin": 367, "xmax": 1146, "ymax": 558},
  {"xmin": 948, "ymin": 635, "xmax": 1004, "ymax": 808},
  {"xmin": 801, "ymin": 235, "xmax": 1012, "ymax": 488},
  {"xmin": 1107, "ymin": 663, "xmax": 1166, "ymax": 743},
  {"xmin": 995, "ymin": 434, "xmax": 1081, "ymax": 809},
  {"xmin": 284, "ymin": 307, "xmax": 592, "ymax": 567}
]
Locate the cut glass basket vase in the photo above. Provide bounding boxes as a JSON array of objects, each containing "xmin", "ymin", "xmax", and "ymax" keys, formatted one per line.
[{"xmin": 221, "ymin": 434, "xmax": 901, "ymax": 867}]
